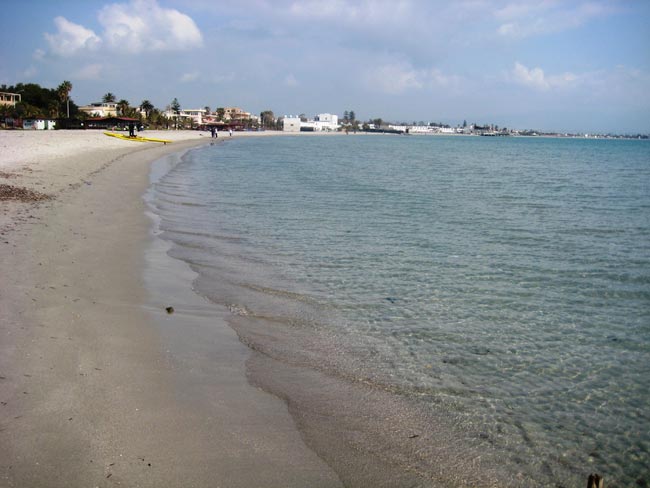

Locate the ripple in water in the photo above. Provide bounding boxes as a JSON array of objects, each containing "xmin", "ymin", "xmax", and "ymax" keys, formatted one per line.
[{"xmin": 151, "ymin": 135, "xmax": 650, "ymax": 486}]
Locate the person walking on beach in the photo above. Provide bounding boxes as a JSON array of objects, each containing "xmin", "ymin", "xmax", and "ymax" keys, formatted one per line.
[
  {"xmin": 229, "ymin": 128, "xmax": 233, "ymax": 137},
  {"xmin": 210, "ymin": 126, "xmax": 215, "ymax": 138},
  {"xmin": 128, "ymin": 121, "xmax": 135, "ymax": 138}
]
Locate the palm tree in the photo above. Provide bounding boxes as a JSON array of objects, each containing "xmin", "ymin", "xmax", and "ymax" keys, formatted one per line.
[
  {"xmin": 102, "ymin": 92, "xmax": 116, "ymax": 103},
  {"xmin": 57, "ymin": 80, "xmax": 72, "ymax": 118},
  {"xmin": 140, "ymin": 99, "xmax": 154, "ymax": 120},
  {"xmin": 117, "ymin": 99, "xmax": 130, "ymax": 117}
]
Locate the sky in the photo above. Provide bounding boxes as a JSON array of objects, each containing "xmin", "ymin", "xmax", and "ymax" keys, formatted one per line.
[{"xmin": 1, "ymin": 0, "xmax": 649, "ymax": 133}]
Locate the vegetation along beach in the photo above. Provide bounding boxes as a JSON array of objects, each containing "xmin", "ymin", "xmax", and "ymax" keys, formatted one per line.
[{"xmin": 1, "ymin": 1, "xmax": 649, "ymax": 487}]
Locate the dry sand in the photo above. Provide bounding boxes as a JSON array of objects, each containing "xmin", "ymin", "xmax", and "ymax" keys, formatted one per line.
[{"xmin": 0, "ymin": 129, "xmax": 342, "ymax": 487}]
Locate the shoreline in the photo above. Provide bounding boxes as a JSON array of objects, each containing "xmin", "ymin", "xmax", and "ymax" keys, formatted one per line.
[{"xmin": 0, "ymin": 130, "xmax": 342, "ymax": 486}]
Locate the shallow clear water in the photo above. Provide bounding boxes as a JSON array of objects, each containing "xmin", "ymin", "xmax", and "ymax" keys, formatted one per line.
[{"xmin": 151, "ymin": 135, "xmax": 650, "ymax": 486}]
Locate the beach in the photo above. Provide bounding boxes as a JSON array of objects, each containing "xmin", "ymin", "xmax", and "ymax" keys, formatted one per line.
[
  {"xmin": 0, "ymin": 129, "xmax": 343, "ymax": 487},
  {"xmin": 3, "ymin": 130, "xmax": 646, "ymax": 487}
]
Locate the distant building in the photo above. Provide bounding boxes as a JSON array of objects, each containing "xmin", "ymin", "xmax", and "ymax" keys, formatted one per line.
[
  {"xmin": 180, "ymin": 109, "xmax": 207, "ymax": 125},
  {"xmin": 0, "ymin": 92, "xmax": 21, "ymax": 107},
  {"xmin": 283, "ymin": 116, "xmax": 301, "ymax": 132},
  {"xmin": 85, "ymin": 116, "xmax": 139, "ymax": 130},
  {"xmin": 284, "ymin": 113, "xmax": 339, "ymax": 132},
  {"xmin": 223, "ymin": 107, "xmax": 252, "ymax": 122},
  {"xmin": 313, "ymin": 113, "xmax": 339, "ymax": 131},
  {"xmin": 79, "ymin": 102, "xmax": 118, "ymax": 118}
]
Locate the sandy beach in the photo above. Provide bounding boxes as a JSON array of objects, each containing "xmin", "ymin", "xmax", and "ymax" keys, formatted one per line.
[{"xmin": 0, "ymin": 129, "xmax": 343, "ymax": 487}]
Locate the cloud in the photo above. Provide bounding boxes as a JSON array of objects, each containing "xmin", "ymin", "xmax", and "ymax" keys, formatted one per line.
[
  {"xmin": 180, "ymin": 72, "xmax": 200, "ymax": 82},
  {"xmin": 44, "ymin": 16, "xmax": 102, "ymax": 56},
  {"xmin": 209, "ymin": 71, "xmax": 237, "ymax": 84},
  {"xmin": 366, "ymin": 62, "xmax": 423, "ymax": 94},
  {"xmin": 510, "ymin": 62, "xmax": 577, "ymax": 90},
  {"xmin": 288, "ymin": 0, "xmax": 412, "ymax": 25},
  {"xmin": 496, "ymin": 1, "xmax": 616, "ymax": 39},
  {"xmin": 284, "ymin": 74, "xmax": 299, "ymax": 87},
  {"xmin": 365, "ymin": 61, "xmax": 461, "ymax": 94},
  {"xmin": 98, "ymin": 0, "xmax": 203, "ymax": 52},
  {"xmin": 41, "ymin": 0, "xmax": 202, "ymax": 58},
  {"xmin": 74, "ymin": 63, "xmax": 103, "ymax": 80},
  {"xmin": 23, "ymin": 66, "xmax": 38, "ymax": 78}
]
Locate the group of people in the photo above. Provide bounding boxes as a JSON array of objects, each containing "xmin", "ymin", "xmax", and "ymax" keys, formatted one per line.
[
  {"xmin": 210, "ymin": 126, "xmax": 233, "ymax": 138},
  {"xmin": 127, "ymin": 122, "xmax": 233, "ymax": 139}
]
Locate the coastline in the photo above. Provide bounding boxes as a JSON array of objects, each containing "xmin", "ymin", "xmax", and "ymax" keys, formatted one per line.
[{"xmin": 0, "ymin": 130, "xmax": 342, "ymax": 486}]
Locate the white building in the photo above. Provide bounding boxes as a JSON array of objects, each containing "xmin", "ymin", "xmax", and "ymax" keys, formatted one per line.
[
  {"xmin": 283, "ymin": 116, "xmax": 301, "ymax": 132},
  {"xmin": 79, "ymin": 102, "xmax": 117, "ymax": 118},
  {"xmin": 181, "ymin": 109, "xmax": 207, "ymax": 125},
  {"xmin": 283, "ymin": 113, "xmax": 340, "ymax": 132},
  {"xmin": 162, "ymin": 109, "xmax": 206, "ymax": 126},
  {"xmin": 314, "ymin": 113, "xmax": 339, "ymax": 131}
]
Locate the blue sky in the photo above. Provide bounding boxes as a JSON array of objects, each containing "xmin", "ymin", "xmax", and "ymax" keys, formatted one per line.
[{"xmin": 1, "ymin": 0, "xmax": 648, "ymax": 133}]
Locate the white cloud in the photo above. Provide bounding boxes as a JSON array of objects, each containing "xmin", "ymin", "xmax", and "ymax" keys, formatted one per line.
[
  {"xmin": 288, "ymin": 0, "xmax": 413, "ymax": 25},
  {"xmin": 210, "ymin": 73, "xmax": 236, "ymax": 83},
  {"xmin": 98, "ymin": 0, "xmax": 203, "ymax": 53},
  {"xmin": 510, "ymin": 62, "xmax": 578, "ymax": 91},
  {"xmin": 365, "ymin": 61, "xmax": 461, "ymax": 94},
  {"xmin": 74, "ymin": 63, "xmax": 103, "ymax": 80},
  {"xmin": 180, "ymin": 72, "xmax": 200, "ymax": 82},
  {"xmin": 496, "ymin": 1, "xmax": 616, "ymax": 39},
  {"xmin": 367, "ymin": 62, "xmax": 423, "ymax": 94},
  {"xmin": 23, "ymin": 66, "xmax": 38, "ymax": 78},
  {"xmin": 284, "ymin": 73, "xmax": 299, "ymax": 87},
  {"xmin": 44, "ymin": 16, "xmax": 101, "ymax": 56},
  {"xmin": 40, "ymin": 0, "xmax": 202, "ymax": 58}
]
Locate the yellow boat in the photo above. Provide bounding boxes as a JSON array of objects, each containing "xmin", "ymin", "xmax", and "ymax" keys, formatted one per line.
[{"xmin": 104, "ymin": 132, "xmax": 172, "ymax": 144}]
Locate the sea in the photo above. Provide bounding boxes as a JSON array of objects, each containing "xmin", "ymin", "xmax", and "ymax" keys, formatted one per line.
[{"xmin": 149, "ymin": 134, "xmax": 649, "ymax": 486}]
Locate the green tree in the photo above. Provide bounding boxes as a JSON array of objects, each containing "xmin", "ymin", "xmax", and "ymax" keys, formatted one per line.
[
  {"xmin": 2, "ymin": 83, "xmax": 61, "ymax": 119},
  {"xmin": 139, "ymin": 100, "xmax": 154, "ymax": 120},
  {"xmin": 260, "ymin": 110, "xmax": 275, "ymax": 129},
  {"xmin": 149, "ymin": 108, "xmax": 164, "ymax": 129},
  {"xmin": 117, "ymin": 99, "xmax": 130, "ymax": 117},
  {"xmin": 170, "ymin": 98, "xmax": 181, "ymax": 114},
  {"xmin": 57, "ymin": 80, "xmax": 72, "ymax": 118},
  {"xmin": 170, "ymin": 98, "xmax": 181, "ymax": 129},
  {"xmin": 216, "ymin": 107, "xmax": 225, "ymax": 121},
  {"xmin": 102, "ymin": 92, "xmax": 116, "ymax": 103}
]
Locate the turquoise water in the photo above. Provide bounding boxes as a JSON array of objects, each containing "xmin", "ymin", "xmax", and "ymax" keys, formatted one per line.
[{"xmin": 151, "ymin": 135, "xmax": 650, "ymax": 486}]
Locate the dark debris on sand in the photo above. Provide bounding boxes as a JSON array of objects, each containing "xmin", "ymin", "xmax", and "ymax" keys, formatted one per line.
[{"xmin": 0, "ymin": 184, "xmax": 52, "ymax": 202}]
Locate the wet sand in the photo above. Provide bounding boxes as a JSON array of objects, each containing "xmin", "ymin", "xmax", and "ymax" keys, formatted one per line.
[{"xmin": 0, "ymin": 130, "xmax": 342, "ymax": 487}]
